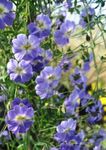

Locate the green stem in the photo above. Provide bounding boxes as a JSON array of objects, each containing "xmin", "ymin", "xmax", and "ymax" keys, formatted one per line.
[{"xmin": 83, "ymin": 1, "xmax": 99, "ymax": 92}]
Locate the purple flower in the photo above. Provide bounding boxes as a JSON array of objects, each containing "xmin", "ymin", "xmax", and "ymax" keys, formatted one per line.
[
  {"xmin": 0, "ymin": 94, "xmax": 7, "ymax": 102},
  {"xmin": 54, "ymin": 20, "xmax": 75, "ymax": 46},
  {"xmin": 64, "ymin": 0, "xmax": 72, "ymax": 9},
  {"xmin": 35, "ymin": 81, "xmax": 55, "ymax": 99},
  {"xmin": 35, "ymin": 66, "xmax": 61, "ymax": 99},
  {"xmin": 0, "ymin": 130, "xmax": 10, "ymax": 140},
  {"xmin": 88, "ymin": 129, "xmax": 106, "ymax": 149},
  {"xmin": 86, "ymin": 100, "xmax": 103, "ymax": 124},
  {"xmin": 81, "ymin": 7, "xmax": 95, "ymax": 17},
  {"xmin": 79, "ymin": 7, "xmax": 95, "ymax": 28},
  {"xmin": 31, "ymin": 49, "xmax": 53, "ymax": 73},
  {"xmin": 59, "ymin": 55, "xmax": 72, "ymax": 72},
  {"xmin": 82, "ymin": 52, "xmax": 93, "ymax": 71},
  {"xmin": 93, "ymin": 145, "xmax": 102, "ymax": 150},
  {"xmin": 0, "ymin": 0, "xmax": 15, "ymax": 29},
  {"xmin": 59, "ymin": 144, "xmax": 73, "ymax": 150},
  {"xmin": 42, "ymin": 49, "xmax": 53, "ymax": 65},
  {"xmin": 64, "ymin": 89, "xmax": 79, "ymax": 115},
  {"xmin": 80, "ymin": 93, "xmax": 93, "ymax": 107},
  {"xmin": 7, "ymin": 59, "xmax": 33, "ymax": 83},
  {"xmin": 12, "ymin": 34, "xmax": 40, "ymax": 61},
  {"xmin": 56, "ymin": 118, "xmax": 76, "ymax": 133},
  {"xmin": 6, "ymin": 105, "xmax": 34, "ymax": 135},
  {"xmin": 52, "ymin": 4, "xmax": 67, "ymax": 30},
  {"xmin": 11, "ymin": 98, "xmax": 32, "ymax": 108},
  {"xmin": 70, "ymin": 67, "xmax": 87, "ymax": 90},
  {"xmin": 53, "ymin": 117, "xmax": 85, "ymax": 149},
  {"xmin": 36, "ymin": 66, "xmax": 61, "ymax": 87},
  {"xmin": 28, "ymin": 13, "xmax": 51, "ymax": 39},
  {"xmin": 54, "ymin": 119, "xmax": 77, "ymax": 143},
  {"xmin": 59, "ymin": 143, "xmax": 81, "ymax": 150}
]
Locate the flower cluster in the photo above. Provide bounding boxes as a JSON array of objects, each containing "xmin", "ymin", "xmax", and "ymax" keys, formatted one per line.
[
  {"xmin": 52, "ymin": 126, "xmax": 106, "ymax": 150},
  {"xmin": 7, "ymin": 14, "xmax": 53, "ymax": 83},
  {"xmin": 66, "ymin": 67, "xmax": 103, "ymax": 124},
  {"xmin": 5, "ymin": 98, "xmax": 34, "ymax": 135},
  {"xmin": 0, "ymin": 0, "xmax": 15, "ymax": 29},
  {"xmin": 3, "ymin": 0, "xmax": 106, "ymax": 149},
  {"xmin": 53, "ymin": 118, "xmax": 85, "ymax": 150},
  {"xmin": 52, "ymin": 63, "xmax": 104, "ymax": 149}
]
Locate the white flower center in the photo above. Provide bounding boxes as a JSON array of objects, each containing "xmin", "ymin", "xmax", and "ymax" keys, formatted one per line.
[
  {"xmin": 15, "ymin": 67, "xmax": 25, "ymax": 75},
  {"xmin": 65, "ymin": 28, "xmax": 72, "ymax": 37},
  {"xmin": 22, "ymin": 43, "xmax": 32, "ymax": 51},
  {"xmin": 47, "ymin": 74, "xmax": 55, "ymax": 81},
  {"xmin": 15, "ymin": 115, "xmax": 27, "ymax": 121},
  {"xmin": 37, "ymin": 20, "xmax": 46, "ymax": 29},
  {"xmin": 15, "ymin": 114, "xmax": 29, "ymax": 124}
]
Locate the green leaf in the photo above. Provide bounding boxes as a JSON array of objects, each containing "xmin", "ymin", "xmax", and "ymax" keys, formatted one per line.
[{"xmin": 17, "ymin": 144, "xmax": 24, "ymax": 150}]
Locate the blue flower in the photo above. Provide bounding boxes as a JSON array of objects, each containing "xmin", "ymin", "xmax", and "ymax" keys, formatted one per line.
[
  {"xmin": 56, "ymin": 118, "xmax": 76, "ymax": 133},
  {"xmin": 0, "ymin": 94, "xmax": 7, "ymax": 102},
  {"xmin": 79, "ymin": 7, "xmax": 95, "ymax": 28},
  {"xmin": 0, "ymin": 0, "xmax": 15, "ymax": 29},
  {"xmin": 0, "ymin": 130, "xmax": 10, "ymax": 141},
  {"xmin": 54, "ymin": 118, "xmax": 77, "ymax": 143},
  {"xmin": 80, "ymin": 93, "xmax": 93, "ymax": 107},
  {"xmin": 59, "ymin": 143, "xmax": 81, "ymax": 150},
  {"xmin": 6, "ymin": 104, "xmax": 34, "ymax": 135},
  {"xmin": 31, "ymin": 49, "xmax": 53, "ymax": 73},
  {"xmin": 86, "ymin": 100, "xmax": 103, "ymax": 124},
  {"xmin": 12, "ymin": 34, "xmax": 40, "ymax": 61},
  {"xmin": 7, "ymin": 59, "xmax": 33, "ymax": 83},
  {"xmin": 11, "ymin": 98, "xmax": 32, "ymax": 108},
  {"xmin": 88, "ymin": 129, "xmax": 106, "ymax": 149},
  {"xmin": 66, "ymin": 0, "xmax": 72, "ymax": 8},
  {"xmin": 82, "ymin": 53, "xmax": 93, "ymax": 71},
  {"xmin": 28, "ymin": 13, "xmax": 51, "ymax": 39},
  {"xmin": 59, "ymin": 55, "xmax": 72, "ymax": 72},
  {"xmin": 35, "ymin": 66, "xmax": 61, "ymax": 99},
  {"xmin": 64, "ymin": 89, "xmax": 79, "ymax": 115},
  {"xmin": 54, "ymin": 20, "xmax": 75, "ymax": 46},
  {"xmin": 54, "ymin": 119, "xmax": 85, "ymax": 148},
  {"xmin": 70, "ymin": 67, "xmax": 87, "ymax": 90}
]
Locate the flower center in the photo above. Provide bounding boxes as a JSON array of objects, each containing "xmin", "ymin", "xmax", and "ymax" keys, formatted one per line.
[
  {"xmin": 70, "ymin": 139, "xmax": 77, "ymax": 145},
  {"xmin": 73, "ymin": 73, "xmax": 80, "ymax": 81},
  {"xmin": 15, "ymin": 115, "xmax": 27, "ymax": 121},
  {"xmin": 19, "ymin": 103, "xmax": 24, "ymax": 107},
  {"xmin": 23, "ymin": 43, "xmax": 32, "ymax": 50},
  {"xmin": 63, "ymin": 63, "xmax": 69, "ymax": 71},
  {"xmin": 15, "ymin": 67, "xmax": 24, "ymax": 75},
  {"xmin": 65, "ymin": 29, "xmax": 72, "ymax": 37},
  {"xmin": 37, "ymin": 20, "xmax": 45, "ymax": 29},
  {"xmin": 47, "ymin": 74, "xmax": 55, "ymax": 81},
  {"xmin": 64, "ymin": 128, "xmax": 70, "ymax": 133}
]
